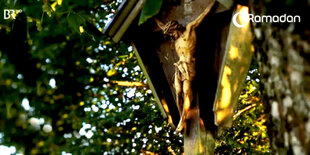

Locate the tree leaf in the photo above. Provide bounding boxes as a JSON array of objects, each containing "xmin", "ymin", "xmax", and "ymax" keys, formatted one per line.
[
  {"xmin": 57, "ymin": 0, "xmax": 63, "ymax": 5},
  {"xmin": 138, "ymin": 0, "xmax": 162, "ymax": 25},
  {"xmin": 67, "ymin": 12, "xmax": 85, "ymax": 33},
  {"xmin": 107, "ymin": 68, "xmax": 117, "ymax": 77}
]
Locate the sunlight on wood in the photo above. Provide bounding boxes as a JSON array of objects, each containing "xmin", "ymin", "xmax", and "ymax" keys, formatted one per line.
[
  {"xmin": 238, "ymin": 6, "xmax": 250, "ymax": 27},
  {"xmin": 233, "ymin": 79, "xmax": 239, "ymax": 92},
  {"xmin": 200, "ymin": 118, "xmax": 205, "ymax": 128},
  {"xmin": 216, "ymin": 110, "xmax": 232, "ymax": 126},
  {"xmin": 184, "ymin": 108, "xmax": 215, "ymax": 155},
  {"xmin": 199, "ymin": 118, "xmax": 209, "ymax": 154},
  {"xmin": 219, "ymin": 66, "xmax": 232, "ymax": 109},
  {"xmin": 229, "ymin": 46, "xmax": 239, "ymax": 60},
  {"xmin": 161, "ymin": 99, "xmax": 170, "ymax": 113},
  {"xmin": 214, "ymin": 4, "xmax": 253, "ymax": 128},
  {"xmin": 160, "ymin": 98, "xmax": 175, "ymax": 126},
  {"xmin": 168, "ymin": 115, "xmax": 174, "ymax": 126},
  {"xmin": 251, "ymin": 45, "xmax": 255, "ymax": 53},
  {"xmin": 215, "ymin": 66, "xmax": 232, "ymax": 126}
]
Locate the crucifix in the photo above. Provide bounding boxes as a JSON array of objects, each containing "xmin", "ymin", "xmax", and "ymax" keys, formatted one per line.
[
  {"xmin": 155, "ymin": 0, "xmax": 216, "ymax": 133},
  {"xmin": 104, "ymin": 0, "xmax": 253, "ymax": 154}
]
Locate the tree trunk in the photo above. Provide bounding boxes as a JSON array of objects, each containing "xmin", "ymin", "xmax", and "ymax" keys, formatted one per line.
[{"xmin": 251, "ymin": 1, "xmax": 310, "ymax": 154}]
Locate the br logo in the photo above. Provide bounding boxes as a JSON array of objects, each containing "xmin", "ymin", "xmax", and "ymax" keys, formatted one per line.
[{"xmin": 4, "ymin": 9, "xmax": 22, "ymax": 20}]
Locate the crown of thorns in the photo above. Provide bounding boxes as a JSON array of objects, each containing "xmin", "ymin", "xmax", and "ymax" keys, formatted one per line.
[{"xmin": 162, "ymin": 20, "xmax": 184, "ymax": 35}]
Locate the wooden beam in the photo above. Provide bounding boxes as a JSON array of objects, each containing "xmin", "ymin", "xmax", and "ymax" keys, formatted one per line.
[
  {"xmin": 132, "ymin": 44, "xmax": 168, "ymax": 119},
  {"xmin": 217, "ymin": 0, "xmax": 233, "ymax": 9},
  {"xmin": 184, "ymin": 107, "xmax": 215, "ymax": 155},
  {"xmin": 106, "ymin": 0, "xmax": 138, "ymax": 37},
  {"xmin": 113, "ymin": 0, "xmax": 146, "ymax": 42},
  {"xmin": 213, "ymin": 4, "xmax": 254, "ymax": 129}
]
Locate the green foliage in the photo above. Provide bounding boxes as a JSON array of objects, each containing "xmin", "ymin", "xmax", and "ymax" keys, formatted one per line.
[
  {"xmin": 138, "ymin": 0, "xmax": 180, "ymax": 25},
  {"xmin": 139, "ymin": 0, "xmax": 163, "ymax": 25},
  {"xmin": 0, "ymin": 0, "xmax": 182, "ymax": 154},
  {"xmin": 67, "ymin": 12, "xmax": 85, "ymax": 33}
]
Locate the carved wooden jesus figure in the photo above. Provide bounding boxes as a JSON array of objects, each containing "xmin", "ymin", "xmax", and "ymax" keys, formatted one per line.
[{"xmin": 156, "ymin": 0, "xmax": 215, "ymax": 132}]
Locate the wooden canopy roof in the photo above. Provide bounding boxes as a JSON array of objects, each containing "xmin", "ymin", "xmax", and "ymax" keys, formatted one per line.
[{"xmin": 103, "ymin": 0, "xmax": 253, "ymax": 130}]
